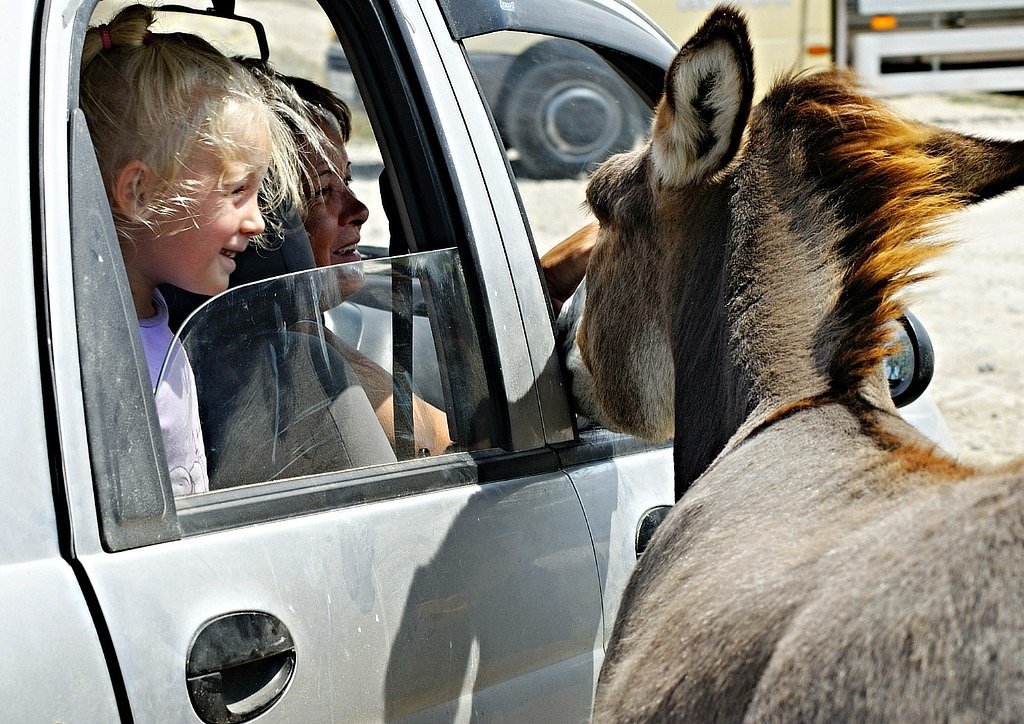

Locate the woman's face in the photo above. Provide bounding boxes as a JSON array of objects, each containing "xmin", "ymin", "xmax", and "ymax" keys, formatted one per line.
[{"xmin": 303, "ymin": 124, "xmax": 369, "ymax": 268}]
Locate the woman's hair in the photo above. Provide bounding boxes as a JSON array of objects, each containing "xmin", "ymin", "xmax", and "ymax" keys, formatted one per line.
[
  {"xmin": 236, "ymin": 57, "xmax": 353, "ymax": 203},
  {"xmin": 283, "ymin": 73, "xmax": 352, "ymax": 144},
  {"xmin": 80, "ymin": 4, "xmax": 302, "ymax": 244},
  {"xmin": 238, "ymin": 58, "xmax": 352, "ymax": 144}
]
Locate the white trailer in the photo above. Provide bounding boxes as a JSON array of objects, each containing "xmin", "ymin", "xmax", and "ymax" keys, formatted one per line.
[
  {"xmin": 836, "ymin": 0, "xmax": 1024, "ymax": 94},
  {"xmin": 640, "ymin": 1, "xmax": 1024, "ymax": 97}
]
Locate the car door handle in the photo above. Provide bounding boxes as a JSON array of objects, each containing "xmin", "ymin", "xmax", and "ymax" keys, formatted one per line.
[
  {"xmin": 636, "ymin": 505, "xmax": 672, "ymax": 558},
  {"xmin": 186, "ymin": 611, "xmax": 296, "ymax": 723}
]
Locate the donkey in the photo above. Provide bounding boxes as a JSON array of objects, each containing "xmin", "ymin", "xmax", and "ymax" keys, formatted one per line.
[{"xmin": 567, "ymin": 6, "xmax": 1024, "ymax": 721}]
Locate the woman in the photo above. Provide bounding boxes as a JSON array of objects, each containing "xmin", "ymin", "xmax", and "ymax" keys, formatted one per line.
[
  {"xmin": 254, "ymin": 65, "xmax": 595, "ymax": 458},
  {"xmin": 258, "ymin": 68, "xmax": 455, "ymax": 458}
]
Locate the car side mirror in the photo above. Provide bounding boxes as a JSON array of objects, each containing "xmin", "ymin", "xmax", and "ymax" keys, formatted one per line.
[{"xmin": 884, "ymin": 310, "xmax": 935, "ymax": 408}]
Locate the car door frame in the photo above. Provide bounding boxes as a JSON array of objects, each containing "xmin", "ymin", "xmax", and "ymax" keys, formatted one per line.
[
  {"xmin": 42, "ymin": 0, "xmax": 608, "ymax": 719},
  {"xmin": 416, "ymin": 0, "xmax": 679, "ymax": 641}
]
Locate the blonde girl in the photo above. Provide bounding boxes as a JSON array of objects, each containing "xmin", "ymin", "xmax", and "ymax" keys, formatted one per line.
[{"xmin": 80, "ymin": 5, "xmax": 302, "ymax": 495}]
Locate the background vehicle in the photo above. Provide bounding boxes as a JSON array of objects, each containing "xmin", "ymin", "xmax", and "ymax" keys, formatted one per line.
[
  {"xmin": 8, "ymin": 0, "xmax": 951, "ymax": 720},
  {"xmin": 328, "ymin": 9, "xmax": 660, "ymax": 178},
  {"xmin": 838, "ymin": 0, "xmax": 1024, "ymax": 95},
  {"xmin": 646, "ymin": 1, "xmax": 1024, "ymax": 95},
  {"xmin": 327, "ymin": 0, "xmax": 1024, "ymax": 177}
]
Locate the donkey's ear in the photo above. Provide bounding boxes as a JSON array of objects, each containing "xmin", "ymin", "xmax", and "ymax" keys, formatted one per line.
[
  {"xmin": 924, "ymin": 129, "xmax": 1024, "ymax": 204},
  {"xmin": 652, "ymin": 6, "xmax": 754, "ymax": 187}
]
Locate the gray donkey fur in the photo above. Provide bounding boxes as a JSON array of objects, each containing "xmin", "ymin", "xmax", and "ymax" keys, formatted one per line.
[{"xmin": 568, "ymin": 5, "xmax": 1024, "ymax": 721}]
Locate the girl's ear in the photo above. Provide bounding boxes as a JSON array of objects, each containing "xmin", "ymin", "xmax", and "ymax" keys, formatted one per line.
[{"xmin": 111, "ymin": 159, "xmax": 153, "ymax": 216}]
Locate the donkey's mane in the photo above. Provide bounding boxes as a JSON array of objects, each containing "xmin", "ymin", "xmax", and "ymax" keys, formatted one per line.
[{"xmin": 764, "ymin": 71, "xmax": 961, "ymax": 396}]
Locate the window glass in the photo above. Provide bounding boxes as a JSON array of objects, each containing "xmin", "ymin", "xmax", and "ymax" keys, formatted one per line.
[
  {"xmin": 463, "ymin": 31, "xmax": 653, "ymax": 255},
  {"xmin": 163, "ymin": 250, "xmax": 493, "ymax": 491}
]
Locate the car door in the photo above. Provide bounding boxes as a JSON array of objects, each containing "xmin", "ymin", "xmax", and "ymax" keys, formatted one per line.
[
  {"xmin": 1, "ymin": 5, "xmax": 120, "ymax": 718},
  {"xmin": 44, "ymin": 0, "xmax": 604, "ymax": 720},
  {"xmin": 420, "ymin": 0, "xmax": 679, "ymax": 641}
]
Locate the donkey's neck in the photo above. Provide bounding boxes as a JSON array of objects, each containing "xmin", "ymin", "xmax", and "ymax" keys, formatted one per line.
[
  {"xmin": 729, "ymin": 155, "xmax": 851, "ymax": 405},
  {"xmin": 668, "ymin": 186, "xmax": 752, "ymax": 496},
  {"xmin": 670, "ymin": 165, "xmax": 869, "ymax": 498}
]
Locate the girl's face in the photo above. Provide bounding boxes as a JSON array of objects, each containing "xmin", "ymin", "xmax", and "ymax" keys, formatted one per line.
[
  {"xmin": 303, "ymin": 125, "xmax": 369, "ymax": 269},
  {"xmin": 125, "ymin": 142, "xmax": 268, "ymax": 305}
]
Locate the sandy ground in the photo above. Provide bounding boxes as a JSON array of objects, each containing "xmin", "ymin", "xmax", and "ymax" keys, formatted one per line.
[{"xmin": 887, "ymin": 94, "xmax": 1024, "ymax": 467}]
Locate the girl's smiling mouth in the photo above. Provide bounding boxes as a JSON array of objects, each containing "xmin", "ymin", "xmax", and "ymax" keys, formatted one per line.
[{"xmin": 220, "ymin": 248, "xmax": 239, "ymax": 271}]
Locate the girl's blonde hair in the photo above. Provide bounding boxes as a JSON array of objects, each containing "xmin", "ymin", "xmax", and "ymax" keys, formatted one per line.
[
  {"xmin": 80, "ymin": 4, "xmax": 302, "ymax": 245},
  {"xmin": 236, "ymin": 58, "xmax": 344, "ymax": 205}
]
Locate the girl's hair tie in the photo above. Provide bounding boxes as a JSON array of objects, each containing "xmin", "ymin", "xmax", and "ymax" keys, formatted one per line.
[{"xmin": 99, "ymin": 24, "xmax": 112, "ymax": 50}]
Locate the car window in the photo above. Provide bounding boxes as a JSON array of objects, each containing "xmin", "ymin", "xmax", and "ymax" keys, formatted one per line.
[
  {"xmin": 72, "ymin": 0, "xmax": 516, "ymax": 545},
  {"xmin": 166, "ymin": 249, "xmax": 492, "ymax": 491},
  {"xmin": 462, "ymin": 31, "xmax": 653, "ymax": 254}
]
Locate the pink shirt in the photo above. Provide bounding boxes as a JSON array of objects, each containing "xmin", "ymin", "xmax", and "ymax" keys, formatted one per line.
[{"xmin": 138, "ymin": 290, "xmax": 210, "ymax": 496}]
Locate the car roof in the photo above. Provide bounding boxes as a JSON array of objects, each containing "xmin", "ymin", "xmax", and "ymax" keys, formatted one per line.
[{"xmin": 437, "ymin": 0, "xmax": 675, "ymax": 69}]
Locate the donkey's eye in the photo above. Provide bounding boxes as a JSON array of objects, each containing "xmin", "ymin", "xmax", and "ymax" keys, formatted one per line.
[{"xmin": 586, "ymin": 187, "xmax": 614, "ymax": 225}]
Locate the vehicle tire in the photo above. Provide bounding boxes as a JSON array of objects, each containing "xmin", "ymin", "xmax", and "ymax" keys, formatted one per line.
[{"xmin": 505, "ymin": 57, "xmax": 641, "ymax": 179}]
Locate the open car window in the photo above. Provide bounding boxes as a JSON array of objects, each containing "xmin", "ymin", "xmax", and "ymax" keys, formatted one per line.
[
  {"xmin": 461, "ymin": 30, "xmax": 657, "ymax": 254},
  {"xmin": 72, "ymin": 0, "xmax": 530, "ymax": 547},
  {"xmin": 161, "ymin": 250, "xmax": 493, "ymax": 492}
]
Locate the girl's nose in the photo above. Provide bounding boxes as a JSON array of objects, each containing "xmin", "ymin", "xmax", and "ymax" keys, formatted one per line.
[{"xmin": 241, "ymin": 195, "xmax": 266, "ymax": 236}]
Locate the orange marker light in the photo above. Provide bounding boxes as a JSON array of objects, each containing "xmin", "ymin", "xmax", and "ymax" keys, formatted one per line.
[
  {"xmin": 870, "ymin": 15, "xmax": 898, "ymax": 31},
  {"xmin": 807, "ymin": 44, "xmax": 831, "ymax": 56}
]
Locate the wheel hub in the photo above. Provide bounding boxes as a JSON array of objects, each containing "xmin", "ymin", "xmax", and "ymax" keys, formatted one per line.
[{"xmin": 542, "ymin": 84, "xmax": 622, "ymax": 155}]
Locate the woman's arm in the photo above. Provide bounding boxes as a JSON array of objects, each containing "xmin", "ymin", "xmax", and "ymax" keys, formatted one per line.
[
  {"xmin": 292, "ymin": 320, "xmax": 452, "ymax": 457},
  {"xmin": 336, "ymin": 342, "xmax": 453, "ymax": 457}
]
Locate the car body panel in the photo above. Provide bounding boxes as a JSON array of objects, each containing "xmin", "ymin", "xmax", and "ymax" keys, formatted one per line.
[
  {"xmin": 79, "ymin": 473, "xmax": 602, "ymax": 720},
  {"xmin": 437, "ymin": 0, "xmax": 673, "ymax": 68},
  {"xmin": 1, "ymin": 0, "xmax": 58, "ymax": 570},
  {"xmin": 0, "ymin": 560, "xmax": 121, "ymax": 722},
  {"xmin": 2, "ymin": 3, "xmax": 120, "ymax": 720},
  {"xmin": 561, "ymin": 442, "xmax": 675, "ymax": 645}
]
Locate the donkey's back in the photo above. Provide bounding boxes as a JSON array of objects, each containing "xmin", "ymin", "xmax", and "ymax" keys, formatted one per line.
[{"xmin": 595, "ymin": 404, "xmax": 1024, "ymax": 721}]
